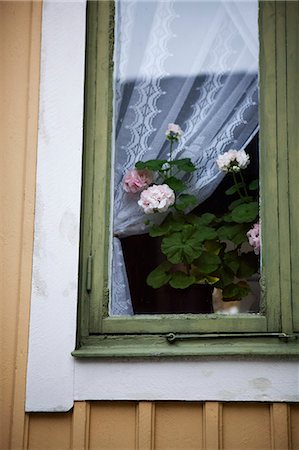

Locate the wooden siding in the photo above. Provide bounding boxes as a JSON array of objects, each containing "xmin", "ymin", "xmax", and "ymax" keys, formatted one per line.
[
  {"xmin": 1, "ymin": 2, "xmax": 299, "ymax": 450},
  {"xmin": 1, "ymin": 2, "xmax": 43, "ymax": 449},
  {"xmin": 25, "ymin": 402, "xmax": 299, "ymax": 450}
]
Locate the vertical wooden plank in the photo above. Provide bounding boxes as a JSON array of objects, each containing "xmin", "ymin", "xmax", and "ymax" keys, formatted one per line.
[
  {"xmin": 270, "ymin": 403, "xmax": 290, "ymax": 450},
  {"xmin": 286, "ymin": 0, "xmax": 299, "ymax": 331},
  {"xmin": 155, "ymin": 402, "xmax": 203, "ymax": 450},
  {"xmin": 27, "ymin": 412, "xmax": 72, "ymax": 450},
  {"xmin": 203, "ymin": 402, "xmax": 222, "ymax": 450},
  {"xmin": 136, "ymin": 402, "xmax": 155, "ymax": 450},
  {"xmin": 78, "ymin": 0, "xmax": 114, "ymax": 336},
  {"xmin": 71, "ymin": 401, "xmax": 90, "ymax": 450},
  {"xmin": 259, "ymin": 1, "xmax": 281, "ymax": 331},
  {"xmin": 0, "ymin": 2, "xmax": 42, "ymax": 449},
  {"xmin": 275, "ymin": 1, "xmax": 293, "ymax": 334},
  {"xmin": 88, "ymin": 1, "xmax": 114, "ymax": 332},
  {"xmin": 290, "ymin": 404, "xmax": 299, "ymax": 450},
  {"xmin": 10, "ymin": 3, "xmax": 43, "ymax": 441},
  {"xmin": 23, "ymin": 414, "xmax": 30, "ymax": 450},
  {"xmin": 89, "ymin": 401, "xmax": 136, "ymax": 450},
  {"xmin": 76, "ymin": 0, "xmax": 98, "ymax": 342},
  {"xmin": 222, "ymin": 403, "xmax": 271, "ymax": 450},
  {"xmin": 77, "ymin": 0, "xmax": 114, "ymax": 340}
]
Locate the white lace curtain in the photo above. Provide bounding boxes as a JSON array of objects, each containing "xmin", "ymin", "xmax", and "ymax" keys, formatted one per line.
[{"xmin": 111, "ymin": 0, "xmax": 259, "ymax": 315}]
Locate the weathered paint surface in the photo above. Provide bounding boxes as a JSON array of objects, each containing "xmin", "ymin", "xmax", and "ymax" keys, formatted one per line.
[
  {"xmin": 25, "ymin": 0, "xmax": 87, "ymax": 412},
  {"xmin": 25, "ymin": 402, "xmax": 299, "ymax": 450},
  {"xmin": 26, "ymin": 0, "xmax": 299, "ymax": 412},
  {"xmin": 1, "ymin": 2, "xmax": 299, "ymax": 450},
  {"xmin": 1, "ymin": 2, "xmax": 42, "ymax": 449}
]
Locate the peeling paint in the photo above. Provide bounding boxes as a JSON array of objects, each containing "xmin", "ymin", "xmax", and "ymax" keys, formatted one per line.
[
  {"xmin": 59, "ymin": 209, "xmax": 78, "ymax": 245},
  {"xmin": 32, "ymin": 268, "xmax": 48, "ymax": 298},
  {"xmin": 26, "ymin": 0, "xmax": 299, "ymax": 412},
  {"xmin": 249, "ymin": 377, "xmax": 272, "ymax": 391}
]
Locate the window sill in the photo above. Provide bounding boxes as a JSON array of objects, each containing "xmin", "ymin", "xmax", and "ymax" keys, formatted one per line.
[{"xmin": 72, "ymin": 334, "xmax": 299, "ymax": 358}]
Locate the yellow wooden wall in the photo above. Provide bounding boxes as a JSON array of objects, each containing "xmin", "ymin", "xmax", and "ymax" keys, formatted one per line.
[
  {"xmin": 26, "ymin": 402, "xmax": 299, "ymax": 450},
  {"xmin": 1, "ymin": 2, "xmax": 299, "ymax": 450}
]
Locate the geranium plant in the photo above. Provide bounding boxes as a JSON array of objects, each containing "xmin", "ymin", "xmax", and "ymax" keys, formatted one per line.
[{"xmin": 123, "ymin": 124, "xmax": 260, "ymax": 302}]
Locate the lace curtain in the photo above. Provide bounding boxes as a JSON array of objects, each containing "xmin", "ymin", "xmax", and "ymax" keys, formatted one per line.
[{"xmin": 111, "ymin": 0, "xmax": 259, "ymax": 315}]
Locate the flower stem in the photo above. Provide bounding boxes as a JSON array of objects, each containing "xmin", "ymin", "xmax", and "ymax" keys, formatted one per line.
[
  {"xmin": 169, "ymin": 139, "xmax": 175, "ymax": 177},
  {"xmin": 239, "ymin": 170, "xmax": 249, "ymax": 198},
  {"xmin": 232, "ymin": 171, "xmax": 246, "ymax": 201}
]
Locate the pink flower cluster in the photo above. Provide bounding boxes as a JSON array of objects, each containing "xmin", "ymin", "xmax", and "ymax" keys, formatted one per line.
[
  {"xmin": 216, "ymin": 149, "xmax": 250, "ymax": 173},
  {"xmin": 138, "ymin": 184, "xmax": 175, "ymax": 214},
  {"xmin": 247, "ymin": 222, "xmax": 260, "ymax": 255},
  {"xmin": 165, "ymin": 123, "xmax": 183, "ymax": 140},
  {"xmin": 123, "ymin": 168, "xmax": 153, "ymax": 194}
]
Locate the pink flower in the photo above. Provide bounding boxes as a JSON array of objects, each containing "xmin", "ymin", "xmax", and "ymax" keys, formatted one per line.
[
  {"xmin": 166, "ymin": 123, "xmax": 183, "ymax": 141},
  {"xmin": 247, "ymin": 222, "xmax": 260, "ymax": 255},
  {"xmin": 216, "ymin": 149, "xmax": 250, "ymax": 172},
  {"xmin": 123, "ymin": 168, "xmax": 154, "ymax": 194},
  {"xmin": 138, "ymin": 184, "xmax": 175, "ymax": 214}
]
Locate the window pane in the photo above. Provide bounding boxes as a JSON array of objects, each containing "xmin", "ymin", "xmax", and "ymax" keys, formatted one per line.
[{"xmin": 111, "ymin": 0, "xmax": 260, "ymax": 316}]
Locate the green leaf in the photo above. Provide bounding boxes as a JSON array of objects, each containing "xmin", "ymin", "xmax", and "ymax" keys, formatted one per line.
[
  {"xmin": 217, "ymin": 224, "xmax": 248, "ymax": 246},
  {"xmin": 193, "ymin": 252, "xmax": 221, "ymax": 274},
  {"xmin": 135, "ymin": 159, "xmax": 167, "ymax": 171},
  {"xmin": 214, "ymin": 266, "xmax": 235, "ymax": 288},
  {"xmin": 186, "ymin": 213, "xmax": 215, "ymax": 226},
  {"xmin": 193, "ymin": 226, "xmax": 217, "ymax": 241},
  {"xmin": 146, "ymin": 261, "xmax": 172, "ymax": 288},
  {"xmin": 169, "ymin": 214, "xmax": 188, "ymax": 230},
  {"xmin": 195, "ymin": 275, "xmax": 220, "ymax": 285},
  {"xmin": 237, "ymin": 252, "xmax": 259, "ymax": 278},
  {"xmin": 225, "ymin": 183, "xmax": 245, "ymax": 195},
  {"xmin": 223, "ymin": 251, "xmax": 239, "ymax": 274},
  {"xmin": 197, "ymin": 213, "xmax": 216, "ymax": 226},
  {"xmin": 175, "ymin": 194, "xmax": 197, "ymax": 212},
  {"xmin": 149, "ymin": 214, "xmax": 187, "ymax": 236},
  {"xmin": 164, "ymin": 176, "xmax": 186, "ymax": 193},
  {"xmin": 228, "ymin": 197, "xmax": 254, "ymax": 211},
  {"xmin": 149, "ymin": 223, "xmax": 170, "ymax": 237},
  {"xmin": 228, "ymin": 198, "xmax": 245, "ymax": 211},
  {"xmin": 186, "ymin": 213, "xmax": 216, "ymax": 226},
  {"xmin": 223, "ymin": 212, "xmax": 234, "ymax": 223},
  {"xmin": 222, "ymin": 284, "xmax": 240, "ymax": 300},
  {"xmin": 204, "ymin": 240, "xmax": 222, "ymax": 255},
  {"xmin": 249, "ymin": 179, "xmax": 259, "ymax": 191},
  {"xmin": 202, "ymin": 275, "xmax": 220, "ymax": 284},
  {"xmin": 222, "ymin": 281, "xmax": 250, "ymax": 300},
  {"xmin": 171, "ymin": 158, "xmax": 196, "ymax": 173},
  {"xmin": 169, "ymin": 272, "xmax": 196, "ymax": 289},
  {"xmin": 161, "ymin": 227, "xmax": 203, "ymax": 264},
  {"xmin": 231, "ymin": 202, "xmax": 259, "ymax": 223}
]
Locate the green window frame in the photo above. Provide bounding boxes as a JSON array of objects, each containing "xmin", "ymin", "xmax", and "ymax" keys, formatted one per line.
[{"xmin": 73, "ymin": 0, "xmax": 299, "ymax": 358}]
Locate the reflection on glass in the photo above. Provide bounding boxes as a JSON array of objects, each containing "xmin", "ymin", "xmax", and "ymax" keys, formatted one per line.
[{"xmin": 111, "ymin": 0, "xmax": 259, "ymax": 316}]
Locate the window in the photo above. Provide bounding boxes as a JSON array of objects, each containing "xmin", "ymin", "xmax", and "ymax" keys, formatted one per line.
[{"xmin": 73, "ymin": 0, "xmax": 299, "ymax": 357}]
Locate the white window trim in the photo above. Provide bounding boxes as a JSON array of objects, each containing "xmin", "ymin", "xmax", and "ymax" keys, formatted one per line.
[{"xmin": 25, "ymin": 0, "xmax": 299, "ymax": 412}]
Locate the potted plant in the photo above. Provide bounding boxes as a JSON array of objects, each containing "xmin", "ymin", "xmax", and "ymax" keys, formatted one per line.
[{"xmin": 122, "ymin": 124, "xmax": 260, "ymax": 313}]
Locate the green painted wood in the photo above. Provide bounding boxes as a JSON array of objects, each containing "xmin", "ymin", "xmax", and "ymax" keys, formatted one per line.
[
  {"xmin": 101, "ymin": 315, "xmax": 267, "ymax": 334},
  {"xmin": 75, "ymin": 0, "xmax": 299, "ymax": 356},
  {"xmin": 259, "ymin": 1, "xmax": 281, "ymax": 332},
  {"xmin": 76, "ymin": 1, "xmax": 99, "ymax": 340},
  {"xmin": 82, "ymin": 1, "xmax": 114, "ymax": 333},
  {"xmin": 72, "ymin": 335, "xmax": 299, "ymax": 358},
  {"xmin": 275, "ymin": 2, "xmax": 293, "ymax": 334},
  {"xmin": 286, "ymin": 1, "xmax": 299, "ymax": 332}
]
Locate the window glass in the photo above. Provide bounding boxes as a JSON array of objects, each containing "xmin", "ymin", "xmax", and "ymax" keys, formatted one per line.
[{"xmin": 111, "ymin": 0, "xmax": 260, "ymax": 317}]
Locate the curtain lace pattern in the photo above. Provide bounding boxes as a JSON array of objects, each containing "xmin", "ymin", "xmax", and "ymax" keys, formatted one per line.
[{"xmin": 111, "ymin": 0, "xmax": 259, "ymax": 316}]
